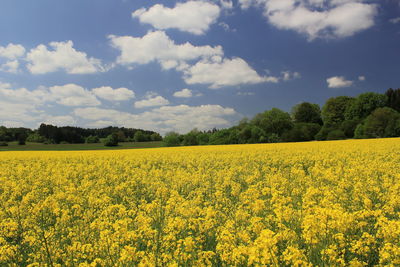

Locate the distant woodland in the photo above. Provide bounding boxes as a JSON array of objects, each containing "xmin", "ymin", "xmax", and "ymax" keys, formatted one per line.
[{"xmin": 1, "ymin": 88, "xmax": 400, "ymax": 147}]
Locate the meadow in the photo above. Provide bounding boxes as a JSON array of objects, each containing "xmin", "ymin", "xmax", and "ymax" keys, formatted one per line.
[
  {"xmin": 0, "ymin": 138, "xmax": 399, "ymax": 266},
  {"xmin": 0, "ymin": 141, "xmax": 163, "ymax": 151}
]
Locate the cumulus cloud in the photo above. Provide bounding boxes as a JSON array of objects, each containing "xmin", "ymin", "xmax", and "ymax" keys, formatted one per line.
[
  {"xmin": 358, "ymin": 75, "xmax": 366, "ymax": 81},
  {"xmin": 282, "ymin": 71, "xmax": 301, "ymax": 81},
  {"xmin": 0, "ymin": 43, "xmax": 25, "ymax": 59},
  {"xmin": 390, "ymin": 17, "xmax": 400, "ymax": 24},
  {"xmin": 92, "ymin": 86, "xmax": 135, "ymax": 101},
  {"xmin": 110, "ymin": 31, "xmax": 285, "ymax": 89},
  {"xmin": 26, "ymin": 41, "xmax": 104, "ymax": 74},
  {"xmin": 74, "ymin": 104, "xmax": 237, "ymax": 134},
  {"xmin": 48, "ymin": 84, "xmax": 101, "ymax": 106},
  {"xmin": 132, "ymin": 1, "xmax": 221, "ymax": 35},
  {"xmin": 183, "ymin": 56, "xmax": 279, "ymax": 88},
  {"xmin": 327, "ymin": 76, "xmax": 353, "ymax": 88},
  {"xmin": 0, "ymin": 83, "xmax": 101, "ymax": 110},
  {"xmin": 42, "ymin": 115, "xmax": 76, "ymax": 126},
  {"xmin": 0, "ymin": 60, "xmax": 20, "ymax": 73},
  {"xmin": 109, "ymin": 31, "xmax": 223, "ymax": 68},
  {"xmin": 239, "ymin": 0, "xmax": 377, "ymax": 39},
  {"xmin": 134, "ymin": 93, "xmax": 170, "ymax": 108},
  {"xmin": 173, "ymin": 88, "xmax": 193, "ymax": 98}
]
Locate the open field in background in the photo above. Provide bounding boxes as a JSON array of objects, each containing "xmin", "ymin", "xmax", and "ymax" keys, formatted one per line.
[
  {"xmin": 0, "ymin": 141, "xmax": 163, "ymax": 151},
  {"xmin": 1, "ymin": 138, "xmax": 400, "ymax": 266}
]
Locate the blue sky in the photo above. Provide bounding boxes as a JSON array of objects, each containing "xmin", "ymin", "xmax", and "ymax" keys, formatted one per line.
[{"xmin": 0, "ymin": 0, "xmax": 399, "ymax": 133}]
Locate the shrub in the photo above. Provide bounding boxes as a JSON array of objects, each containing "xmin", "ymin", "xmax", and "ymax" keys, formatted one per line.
[
  {"xmin": 0, "ymin": 142, "xmax": 8, "ymax": 146},
  {"xmin": 163, "ymin": 132, "xmax": 181, "ymax": 147},
  {"xmin": 326, "ymin": 129, "xmax": 347, "ymax": 140},
  {"xmin": 26, "ymin": 133, "xmax": 46, "ymax": 143},
  {"xmin": 103, "ymin": 133, "xmax": 119, "ymax": 147},
  {"xmin": 86, "ymin": 135, "xmax": 100, "ymax": 144}
]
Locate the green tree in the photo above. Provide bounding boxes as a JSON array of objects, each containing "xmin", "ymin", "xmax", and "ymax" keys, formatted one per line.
[
  {"xmin": 385, "ymin": 88, "xmax": 400, "ymax": 112},
  {"xmin": 252, "ymin": 108, "xmax": 293, "ymax": 137},
  {"xmin": 133, "ymin": 131, "xmax": 146, "ymax": 142},
  {"xmin": 86, "ymin": 135, "xmax": 100, "ymax": 143},
  {"xmin": 291, "ymin": 102, "xmax": 322, "ymax": 124},
  {"xmin": 163, "ymin": 132, "xmax": 181, "ymax": 147},
  {"xmin": 150, "ymin": 132, "xmax": 162, "ymax": 141},
  {"xmin": 182, "ymin": 129, "xmax": 199, "ymax": 146},
  {"xmin": 197, "ymin": 133, "xmax": 210, "ymax": 145},
  {"xmin": 238, "ymin": 125, "xmax": 252, "ymax": 144},
  {"xmin": 326, "ymin": 129, "xmax": 347, "ymax": 140},
  {"xmin": 282, "ymin": 123, "xmax": 321, "ymax": 142},
  {"xmin": 116, "ymin": 131, "xmax": 126, "ymax": 142},
  {"xmin": 322, "ymin": 96, "xmax": 354, "ymax": 127},
  {"xmin": 26, "ymin": 132, "xmax": 46, "ymax": 143},
  {"xmin": 355, "ymin": 107, "xmax": 400, "ymax": 138},
  {"xmin": 103, "ymin": 133, "xmax": 119, "ymax": 146},
  {"xmin": 344, "ymin": 92, "xmax": 388, "ymax": 121}
]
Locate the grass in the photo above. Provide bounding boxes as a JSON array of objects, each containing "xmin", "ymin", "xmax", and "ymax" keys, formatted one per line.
[{"xmin": 0, "ymin": 141, "xmax": 164, "ymax": 151}]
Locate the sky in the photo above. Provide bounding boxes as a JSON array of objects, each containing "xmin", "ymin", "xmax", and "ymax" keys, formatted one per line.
[{"xmin": 0, "ymin": 0, "xmax": 399, "ymax": 134}]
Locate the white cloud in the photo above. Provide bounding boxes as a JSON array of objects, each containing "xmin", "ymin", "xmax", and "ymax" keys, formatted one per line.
[
  {"xmin": 0, "ymin": 43, "xmax": 25, "ymax": 59},
  {"xmin": 92, "ymin": 86, "xmax": 135, "ymax": 101},
  {"xmin": 218, "ymin": 0, "xmax": 234, "ymax": 9},
  {"xmin": 219, "ymin": 22, "xmax": 236, "ymax": 32},
  {"xmin": 26, "ymin": 41, "xmax": 104, "ymax": 74},
  {"xmin": 239, "ymin": 0, "xmax": 377, "ymax": 39},
  {"xmin": 358, "ymin": 75, "xmax": 366, "ymax": 81},
  {"xmin": 132, "ymin": 1, "xmax": 220, "ymax": 35},
  {"xmin": 74, "ymin": 104, "xmax": 237, "ymax": 134},
  {"xmin": 327, "ymin": 76, "xmax": 353, "ymax": 88},
  {"xmin": 390, "ymin": 17, "xmax": 400, "ymax": 24},
  {"xmin": 237, "ymin": 91, "xmax": 255, "ymax": 96},
  {"xmin": 282, "ymin": 71, "xmax": 301, "ymax": 81},
  {"xmin": 48, "ymin": 84, "xmax": 101, "ymax": 106},
  {"xmin": 173, "ymin": 88, "xmax": 193, "ymax": 98},
  {"xmin": 134, "ymin": 94, "xmax": 170, "ymax": 108},
  {"xmin": 42, "ymin": 115, "xmax": 76, "ymax": 126},
  {"xmin": 109, "ymin": 31, "xmax": 223, "ymax": 67},
  {"xmin": 183, "ymin": 57, "xmax": 279, "ymax": 88},
  {"xmin": 0, "ymin": 60, "xmax": 20, "ymax": 73}
]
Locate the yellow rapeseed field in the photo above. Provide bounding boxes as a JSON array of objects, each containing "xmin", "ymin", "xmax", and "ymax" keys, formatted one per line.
[{"xmin": 1, "ymin": 138, "xmax": 400, "ymax": 266}]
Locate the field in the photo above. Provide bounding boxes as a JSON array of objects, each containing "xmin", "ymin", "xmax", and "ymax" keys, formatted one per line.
[
  {"xmin": 0, "ymin": 141, "xmax": 163, "ymax": 151},
  {"xmin": 0, "ymin": 139, "xmax": 399, "ymax": 266}
]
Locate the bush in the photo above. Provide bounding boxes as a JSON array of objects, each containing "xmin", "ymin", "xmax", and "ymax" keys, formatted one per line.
[
  {"xmin": 150, "ymin": 132, "xmax": 162, "ymax": 141},
  {"xmin": 267, "ymin": 133, "xmax": 280, "ymax": 143},
  {"xmin": 326, "ymin": 129, "xmax": 347, "ymax": 140},
  {"xmin": 163, "ymin": 132, "xmax": 181, "ymax": 147},
  {"xmin": 103, "ymin": 133, "xmax": 119, "ymax": 147},
  {"xmin": 60, "ymin": 141, "xmax": 69, "ymax": 144},
  {"xmin": 86, "ymin": 135, "xmax": 100, "ymax": 143},
  {"xmin": 0, "ymin": 142, "xmax": 8, "ymax": 146},
  {"xmin": 26, "ymin": 133, "xmax": 46, "ymax": 143}
]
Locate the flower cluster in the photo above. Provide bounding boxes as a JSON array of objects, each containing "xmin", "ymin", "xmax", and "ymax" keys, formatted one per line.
[{"xmin": 0, "ymin": 138, "xmax": 399, "ymax": 266}]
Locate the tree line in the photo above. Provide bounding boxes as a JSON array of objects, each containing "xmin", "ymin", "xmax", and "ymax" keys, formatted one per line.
[
  {"xmin": 0, "ymin": 124, "xmax": 162, "ymax": 146},
  {"xmin": 163, "ymin": 88, "xmax": 400, "ymax": 146}
]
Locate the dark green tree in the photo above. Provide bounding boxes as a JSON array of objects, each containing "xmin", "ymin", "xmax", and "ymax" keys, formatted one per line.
[
  {"xmin": 355, "ymin": 107, "xmax": 400, "ymax": 138},
  {"xmin": 163, "ymin": 132, "xmax": 181, "ymax": 147},
  {"xmin": 252, "ymin": 108, "xmax": 293, "ymax": 137},
  {"xmin": 282, "ymin": 123, "xmax": 321, "ymax": 142},
  {"xmin": 150, "ymin": 132, "xmax": 162, "ymax": 141},
  {"xmin": 133, "ymin": 131, "xmax": 146, "ymax": 142},
  {"xmin": 385, "ymin": 88, "xmax": 400, "ymax": 112},
  {"xmin": 322, "ymin": 96, "xmax": 354, "ymax": 127},
  {"xmin": 86, "ymin": 135, "xmax": 100, "ymax": 143},
  {"xmin": 291, "ymin": 102, "xmax": 323, "ymax": 124},
  {"xmin": 344, "ymin": 92, "xmax": 388, "ymax": 121},
  {"xmin": 103, "ymin": 133, "xmax": 119, "ymax": 146}
]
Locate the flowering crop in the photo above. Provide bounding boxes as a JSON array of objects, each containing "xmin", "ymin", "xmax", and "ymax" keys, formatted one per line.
[{"xmin": 1, "ymin": 138, "xmax": 400, "ymax": 266}]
